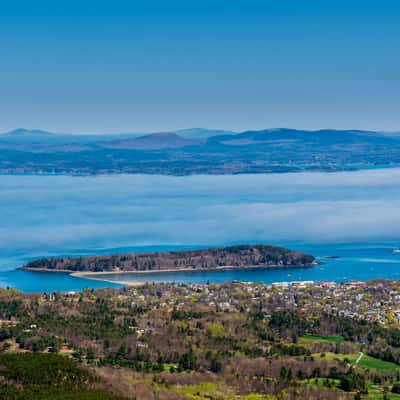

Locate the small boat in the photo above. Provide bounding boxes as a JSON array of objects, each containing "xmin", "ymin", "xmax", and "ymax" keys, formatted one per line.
[
  {"xmin": 393, "ymin": 248, "xmax": 400, "ymax": 254},
  {"xmin": 321, "ymin": 255, "xmax": 340, "ymax": 259}
]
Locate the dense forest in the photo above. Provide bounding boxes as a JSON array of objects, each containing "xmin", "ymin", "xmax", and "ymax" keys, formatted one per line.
[{"xmin": 22, "ymin": 244, "xmax": 316, "ymax": 273}]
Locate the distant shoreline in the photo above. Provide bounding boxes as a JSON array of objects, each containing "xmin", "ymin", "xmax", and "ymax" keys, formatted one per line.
[{"xmin": 1, "ymin": 165, "xmax": 399, "ymax": 178}]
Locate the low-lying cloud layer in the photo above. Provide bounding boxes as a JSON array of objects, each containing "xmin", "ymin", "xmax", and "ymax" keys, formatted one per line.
[{"xmin": 1, "ymin": 169, "xmax": 400, "ymax": 262}]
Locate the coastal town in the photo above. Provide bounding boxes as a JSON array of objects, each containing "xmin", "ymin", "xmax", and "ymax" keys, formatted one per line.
[
  {"xmin": 2, "ymin": 279, "xmax": 400, "ymax": 399},
  {"xmin": 4, "ymin": 279, "xmax": 400, "ymax": 344},
  {"xmin": 85, "ymin": 279, "xmax": 400, "ymax": 329}
]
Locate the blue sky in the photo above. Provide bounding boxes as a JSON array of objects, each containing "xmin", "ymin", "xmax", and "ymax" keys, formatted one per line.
[{"xmin": 1, "ymin": 0, "xmax": 399, "ymax": 133}]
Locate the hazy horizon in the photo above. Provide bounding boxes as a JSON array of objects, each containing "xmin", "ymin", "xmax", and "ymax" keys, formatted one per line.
[{"xmin": 1, "ymin": 126, "xmax": 400, "ymax": 136}]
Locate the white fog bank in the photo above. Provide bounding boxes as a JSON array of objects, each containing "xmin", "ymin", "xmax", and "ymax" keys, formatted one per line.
[{"xmin": 1, "ymin": 169, "xmax": 400, "ymax": 255}]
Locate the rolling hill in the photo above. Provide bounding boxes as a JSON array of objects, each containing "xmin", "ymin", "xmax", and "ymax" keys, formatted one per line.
[{"xmin": 1, "ymin": 127, "xmax": 400, "ymax": 174}]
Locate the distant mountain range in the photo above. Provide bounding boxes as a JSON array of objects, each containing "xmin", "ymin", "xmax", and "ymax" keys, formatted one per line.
[
  {"xmin": 3, "ymin": 128, "xmax": 55, "ymax": 136},
  {"xmin": 1, "ymin": 127, "xmax": 397, "ymax": 149},
  {"xmin": 1, "ymin": 127, "xmax": 233, "ymax": 141},
  {"xmin": 1, "ymin": 127, "xmax": 400, "ymax": 175}
]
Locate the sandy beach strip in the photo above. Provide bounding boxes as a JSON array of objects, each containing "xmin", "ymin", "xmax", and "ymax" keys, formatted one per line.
[{"xmin": 22, "ymin": 262, "xmax": 317, "ymax": 287}]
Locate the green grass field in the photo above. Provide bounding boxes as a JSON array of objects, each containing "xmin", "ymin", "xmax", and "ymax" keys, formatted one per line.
[
  {"xmin": 299, "ymin": 334, "xmax": 345, "ymax": 344},
  {"xmin": 357, "ymin": 354, "xmax": 399, "ymax": 372},
  {"xmin": 364, "ymin": 385, "xmax": 400, "ymax": 399},
  {"xmin": 314, "ymin": 352, "xmax": 399, "ymax": 372}
]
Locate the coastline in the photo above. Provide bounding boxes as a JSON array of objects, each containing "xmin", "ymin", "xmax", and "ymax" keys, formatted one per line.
[
  {"xmin": 1, "ymin": 165, "xmax": 399, "ymax": 178},
  {"xmin": 70, "ymin": 272, "xmax": 145, "ymax": 287},
  {"xmin": 21, "ymin": 262, "xmax": 319, "ymax": 287}
]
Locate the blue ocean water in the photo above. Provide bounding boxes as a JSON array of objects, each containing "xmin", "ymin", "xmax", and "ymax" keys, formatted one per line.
[
  {"xmin": 1, "ymin": 170, "xmax": 400, "ymax": 292},
  {"xmin": 1, "ymin": 242, "xmax": 400, "ymax": 292}
]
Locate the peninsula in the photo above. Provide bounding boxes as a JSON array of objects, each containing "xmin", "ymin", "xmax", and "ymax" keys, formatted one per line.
[{"xmin": 21, "ymin": 245, "xmax": 316, "ymax": 275}]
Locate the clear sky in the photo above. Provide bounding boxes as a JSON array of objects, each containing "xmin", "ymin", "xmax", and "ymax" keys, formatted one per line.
[{"xmin": 1, "ymin": 0, "xmax": 399, "ymax": 133}]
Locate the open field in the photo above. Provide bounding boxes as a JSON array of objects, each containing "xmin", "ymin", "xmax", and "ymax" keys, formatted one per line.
[
  {"xmin": 299, "ymin": 334, "xmax": 345, "ymax": 344},
  {"xmin": 356, "ymin": 355, "xmax": 399, "ymax": 372},
  {"xmin": 314, "ymin": 352, "xmax": 399, "ymax": 372},
  {"xmin": 364, "ymin": 385, "xmax": 400, "ymax": 399}
]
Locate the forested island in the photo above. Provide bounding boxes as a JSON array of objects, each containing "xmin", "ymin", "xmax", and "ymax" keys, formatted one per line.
[{"xmin": 22, "ymin": 245, "xmax": 316, "ymax": 274}]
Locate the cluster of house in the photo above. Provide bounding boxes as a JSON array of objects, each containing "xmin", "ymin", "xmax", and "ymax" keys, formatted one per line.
[
  {"xmin": 259, "ymin": 280, "xmax": 400, "ymax": 325},
  {"xmin": 108, "ymin": 279, "xmax": 400, "ymax": 326},
  {"xmin": 34, "ymin": 279, "xmax": 400, "ymax": 329}
]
